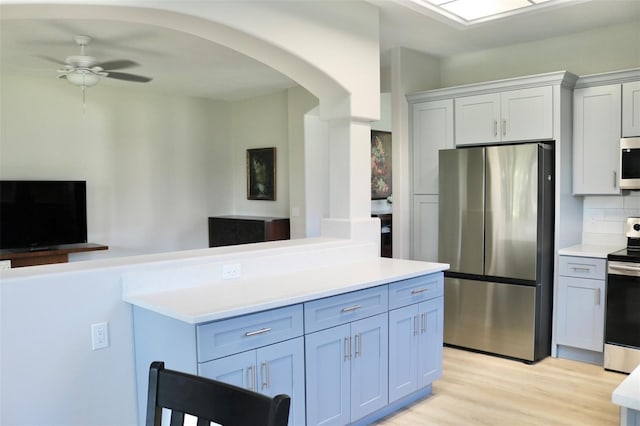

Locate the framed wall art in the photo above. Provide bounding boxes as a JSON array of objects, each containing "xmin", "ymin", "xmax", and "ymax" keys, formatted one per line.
[
  {"xmin": 371, "ymin": 130, "xmax": 392, "ymax": 200},
  {"xmin": 247, "ymin": 147, "xmax": 276, "ymax": 200}
]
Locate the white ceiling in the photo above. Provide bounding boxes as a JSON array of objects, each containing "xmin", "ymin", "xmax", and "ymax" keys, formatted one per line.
[{"xmin": 1, "ymin": 0, "xmax": 639, "ymax": 101}]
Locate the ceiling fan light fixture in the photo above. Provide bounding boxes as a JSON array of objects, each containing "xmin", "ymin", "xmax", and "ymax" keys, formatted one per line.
[{"xmin": 66, "ymin": 70, "xmax": 100, "ymax": 88}]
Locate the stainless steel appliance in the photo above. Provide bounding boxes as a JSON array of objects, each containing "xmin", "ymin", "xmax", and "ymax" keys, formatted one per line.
[
  {"xmin": 605, "ymin": 217, "xmax": 640, "ymax": 373},
  {"xmin": 438, "ymin": 143, "xmax": 554, "ymax": 362},
  {"xmin": 619, "ymin": 137, "xmax": 640, "ymax": 190}
]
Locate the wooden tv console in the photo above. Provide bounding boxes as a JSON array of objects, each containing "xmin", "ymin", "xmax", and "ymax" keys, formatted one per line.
[{"xmin": 0, "ymin": 243, "xmax": 108, "ymax": 268}]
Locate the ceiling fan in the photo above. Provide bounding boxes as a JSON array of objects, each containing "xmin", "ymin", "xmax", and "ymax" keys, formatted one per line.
[{"xmin": 42, "ymin": 34, "xmax": 153, "ymax": 89}]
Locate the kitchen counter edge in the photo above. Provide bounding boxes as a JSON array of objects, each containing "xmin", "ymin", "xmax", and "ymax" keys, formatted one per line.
[
  {"xmin": 124, "ymin": 257, "xmax": 449, "ymax": 324},
  {"xmin": 558, "ymin": 244, "xmax": 622, "ymax": 259}
]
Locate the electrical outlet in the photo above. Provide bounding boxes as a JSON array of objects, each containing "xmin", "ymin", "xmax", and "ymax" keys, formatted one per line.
[
  {"xmin": 0, "ymin": 260, "xmax": 11, "ymax": 270},
  {"xmin": 222, "ymin": 263, "xmax": 241, "ymax": 280},
  {"xmin": 91, "ymin": 322, "xmax": 109, "ymax": 350}
]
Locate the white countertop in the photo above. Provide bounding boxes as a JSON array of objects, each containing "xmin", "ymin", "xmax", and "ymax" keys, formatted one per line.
[
  {"xmin": 558, "ymin": 244, "xmax": 623, "ymax": 259},
  {"xmin": 124, "ymin": 257, "xmax": 448, "ymax": 324},
  {"xmin": 613, "ymin": 364, "xmax": 640, "ymax": 411}
]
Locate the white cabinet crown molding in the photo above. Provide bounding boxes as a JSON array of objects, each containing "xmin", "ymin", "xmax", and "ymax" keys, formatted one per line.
[
  {"xmin": 406, "ymin": 70, "xmax": 578, "ymax": 103},
  {"xmin": 575, "ymin": 68, "xmax": 640, "ymax": 89}
]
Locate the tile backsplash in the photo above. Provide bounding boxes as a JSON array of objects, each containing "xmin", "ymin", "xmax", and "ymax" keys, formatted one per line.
[{"xmin": 582, "ymin": 192, "xmax": 640, "ymax": 247}]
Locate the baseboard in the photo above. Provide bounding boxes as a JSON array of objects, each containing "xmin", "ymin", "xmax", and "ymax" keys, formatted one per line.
[{"xmin": 556, "ymin": 344, "xmax": 604, "ymax": 366}]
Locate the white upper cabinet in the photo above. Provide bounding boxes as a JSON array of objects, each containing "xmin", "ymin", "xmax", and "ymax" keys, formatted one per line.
[
  {"xmin": 454, "ymin": 93, "xmax": 500, "ymax": 145},
  {"xmin": 455, "ymin": 86, "xmax": 552, "ymax": 146},
  {"xmin": 573, "ymin": 84, "xmax": 622, "ymax": 195},
  {"xmin": 623, "ymin": 81, "xmax": 640, "ymax": 137},
  {"xmin": 411, "ymin": 99, "xmax": 454, "ymax": 194}
]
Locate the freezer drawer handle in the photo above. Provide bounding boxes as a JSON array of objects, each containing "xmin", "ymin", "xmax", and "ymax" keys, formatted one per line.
[
  {"xmin": 245, "ymin": 327, "xmax": 272, "ymax": 337},
  {"xmin": 341, "ymin": 304, "xmax": 362, "ymax": 313},
  {"xmin": 609, "ymin": 263, "xmax": 640, "ymax": 276}
]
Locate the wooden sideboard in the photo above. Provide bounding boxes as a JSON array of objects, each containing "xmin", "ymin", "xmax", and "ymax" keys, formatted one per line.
[
  {"xmin": 0, "ymin": 243, "xmax": 108, "ymax": 268},
  {"xmin": 208, "ymin": 216, "xmax": 290, "ymax": 247}
]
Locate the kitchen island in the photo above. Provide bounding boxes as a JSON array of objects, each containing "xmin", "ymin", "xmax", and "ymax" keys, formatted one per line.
[
  {"xmin": 124, "ymin": 256, "xmax": 448, "ymax": 426},
  {"xmin": 613, "ymin": 364, "xmax": 640, "ymax": 426}
]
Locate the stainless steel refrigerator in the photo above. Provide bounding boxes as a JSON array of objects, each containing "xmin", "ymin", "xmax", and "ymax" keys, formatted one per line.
[{"xmin": 438, "ymin": 143, "xmax": 554, "ymax": 362}]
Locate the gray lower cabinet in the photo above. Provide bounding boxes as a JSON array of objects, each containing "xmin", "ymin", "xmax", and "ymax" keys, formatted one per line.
[
  {"xmin": 132, "ymin": 272, "xmax": 444, "ymax": 426},
  {"xmin": 388, "ymin": 274, "xmax": 444, "ymax": 402},
  {"xmin": 305, "ymin": 313, "xmax": 389, "ymax": 425},
  {"xmin": 199, "ymin": 337, "xmax": 305, "ymax": 426},
  {"xmin": 556, "ymin": 256, "xmax": 606, "ymax": 352}
]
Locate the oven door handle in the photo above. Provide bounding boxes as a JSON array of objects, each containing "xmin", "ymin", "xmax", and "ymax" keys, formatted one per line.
[{"xmin": 608, "ymin": 263, "xmax": 640, "ymax": 276}]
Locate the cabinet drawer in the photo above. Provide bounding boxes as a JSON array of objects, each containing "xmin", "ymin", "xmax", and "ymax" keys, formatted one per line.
[
  {"xmin": 559, "ymin": 256, "xmax": 606, "ymax": 280},
  {"xmin": 304, "ymin": 286, "xmax": 388, "ymax": 333},
  {"xmin": 196, "ymin": 304, "xmax": 303, "ymax": 362},
  {"xmin": 389, "ymin": 273, "xmax": 443, "ymax": 309}
]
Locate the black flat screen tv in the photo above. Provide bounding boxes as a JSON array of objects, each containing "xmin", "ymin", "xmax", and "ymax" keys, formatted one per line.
[{"xmin": 0, "ymin": 180, "xmax": 87, "ymax": 250}]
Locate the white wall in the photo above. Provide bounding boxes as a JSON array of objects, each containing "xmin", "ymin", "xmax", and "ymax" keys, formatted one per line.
[
  {"xmin": 231, "ymin": 91, "xmax": 289, "ymax": 216},
  {"xmin": 440, "ymin": 21, "xmax": 640, "ymax": 88}
]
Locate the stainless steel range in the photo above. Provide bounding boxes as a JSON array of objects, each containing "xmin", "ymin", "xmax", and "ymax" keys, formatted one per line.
[{"xmin": 605, "ymin": 217, "xmax": 640, "ymax": 373}]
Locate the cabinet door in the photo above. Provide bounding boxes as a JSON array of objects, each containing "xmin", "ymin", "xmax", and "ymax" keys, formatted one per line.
[
  {"xmin": 573, "ymin": 84, "xmax": 622, "ymax": 195},
  {"xmin": 412, "ymin": 195, "xmax": 438, "ymax": 262},
  {"xmin": 412, "ymin": 99, "xmax": 454, "ymax": 194},
  {"xmin": 305, "ymin": 324, "xmax": 350, "ymax": 426},
  {"xmin": 350, "ymin": 313, "xmax": 388, "ymax": 422},
  {"xmin": 418, "ymin": 297, "xmax": 444, "ymax": 387},
  {"xmin": 623, "ymin": 81, "xmax": 640, "ymax": 137},
  {"xmin": 455, "ymin": 93, "xmax": 501, "ymax": 145},
  {"xmin": 257, "ymin": 338, "xmax": 305, "ymax": 426},
  {"xmin": 198, "ymin": 350, "xmax": 257, "ymax": 390},
  {"xmin": 388, "ymin": 304, "xmax": 419, "ymax": 402},
  {"xmin": 501, "ymin": 86, "xmax": 552, "ymax": 142},
  {"xmin": 556, "ymin": 276, "xmax": 605, "ymax": 352}
]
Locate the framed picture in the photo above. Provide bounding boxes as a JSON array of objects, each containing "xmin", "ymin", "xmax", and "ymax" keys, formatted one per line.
[
  {"xmin": 247, "ymin": 147, "xmax": 276, "ymax": 200},
  {"xmin": 371, "ymin": 130, "xmax": 392, "ymax": 200}
]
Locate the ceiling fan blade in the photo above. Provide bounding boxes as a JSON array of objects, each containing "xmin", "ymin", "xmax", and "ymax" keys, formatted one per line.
[
  {"xmin": 36, "ymin": 55, "xmax": 67, "ymax": 65},
  {"xmin": 95, "ymin": 59, "xmax": 139, "ymax": 71},
  {"xmin": 105, "ymin": 71, "xmax": 152, "ymax": 83}
]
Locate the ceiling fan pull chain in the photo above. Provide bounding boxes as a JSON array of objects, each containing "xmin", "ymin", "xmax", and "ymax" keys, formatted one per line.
[{"xmin": 82, "ymin": 85, "xmax": 87, "ymax": 114}]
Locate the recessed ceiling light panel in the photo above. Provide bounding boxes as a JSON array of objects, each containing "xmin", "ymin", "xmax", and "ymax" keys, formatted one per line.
[
  {"xmin": 410, "ymin": 0, "xmax": 589, "ymax": 26},
  {"xmin": 440, "ymin": 0, "xmax": 533, "ymax": 21}
]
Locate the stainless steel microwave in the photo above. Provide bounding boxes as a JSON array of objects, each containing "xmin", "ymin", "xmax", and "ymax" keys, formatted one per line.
[{"xmin": 620, "ymin": 137, "xmax": 640, "ymax": 189}]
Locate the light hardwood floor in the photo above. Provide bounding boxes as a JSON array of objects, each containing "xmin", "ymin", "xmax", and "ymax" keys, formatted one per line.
[{"xmin": 376, "ymin": 347, "xmax": 626, "ymax": 425}]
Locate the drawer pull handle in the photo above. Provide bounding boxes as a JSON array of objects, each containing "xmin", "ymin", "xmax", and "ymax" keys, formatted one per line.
[
  {"xmin": 245, "ymin": 327, "xmax": 272, "ymax": 337},
  {"xmin": 571, "ymin": 267, "xmax": 591, "ymax": 273},
  {"xmin": 411, "ymin": 288, "xmax": 428, "ymax": 295},
  {"xmin": 341, "ymin": 304, "xmax": 362, "ymax": 313}
]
